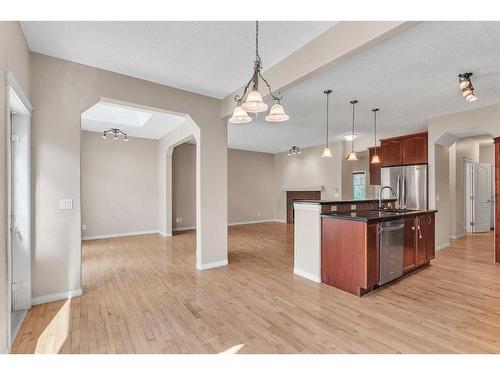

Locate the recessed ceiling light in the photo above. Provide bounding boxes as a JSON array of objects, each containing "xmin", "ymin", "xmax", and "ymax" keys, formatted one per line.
[{"xmin": 344, "ymin": 134, "xmax": 359, "ymax": 141}]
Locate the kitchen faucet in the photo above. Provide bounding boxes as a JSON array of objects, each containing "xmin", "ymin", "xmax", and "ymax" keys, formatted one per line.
[{"xmin": 379, "ymin": 185, "xmax": 397, "ymax": 209}]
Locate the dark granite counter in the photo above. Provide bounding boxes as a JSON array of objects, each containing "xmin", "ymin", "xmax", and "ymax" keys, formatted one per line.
[
  {"xmin": 321, "ymin": 209, "xmax": 438, "ymax": 223},
  {"xmin": 293, "ymin": 198, "xmax": 396, "ymax": 205}
]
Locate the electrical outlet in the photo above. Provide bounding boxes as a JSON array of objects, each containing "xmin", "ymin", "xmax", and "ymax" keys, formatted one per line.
[
  {"xmin": 257, "ymin": 212, "xmax": 261, "ymax": 217},
  {"xmin": 59, "ymin": 198, "xmax": 73, "ymax": 210},
  {"xmin": 330, "ymin": 205, "xmax": 337, "ymax": 212},
  {"xmin": 82, "ymin": 224, "xmax": 87, "ymax": 231},
  {"xmin": 351, "ymin": 204, "xmax": 356, "ymax": 211}
]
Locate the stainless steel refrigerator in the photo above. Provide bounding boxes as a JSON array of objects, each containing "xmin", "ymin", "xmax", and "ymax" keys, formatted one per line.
[{"xmin": 380, "ymin": 165, "xmax": 428, "ymax": 210}]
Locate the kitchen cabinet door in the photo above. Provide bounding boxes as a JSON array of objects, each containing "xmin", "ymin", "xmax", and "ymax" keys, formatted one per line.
[
  {"xmin": 381, "ymin": 139, "xmax": 403, "ymax": 167},
  {"xmin": 415, "ymin": 214, "xmax": 430, "ymax": 266},
  {"xmin": 424, "ymin": 213, "xmax": 435, "ymax": 260},
  {"xmin": 402, "ymin": 133, "xmax": 428, "ymax": 165},
  {"xmin": 403, "ymin": 217, "xmax": 416, "ymax": 272},
  {"xmin": 368, "ymin": 147, "xmax": 381, "ymax": 185}
]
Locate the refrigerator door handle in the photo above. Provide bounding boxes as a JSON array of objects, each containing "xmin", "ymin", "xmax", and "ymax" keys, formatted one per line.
[
  {"xmin": 403, "ymin": 176, "xmax": 407, "ymax": 209},
  {"xmin": 396, "ymin": 175, "xmax": 401, "ymax": 208}
]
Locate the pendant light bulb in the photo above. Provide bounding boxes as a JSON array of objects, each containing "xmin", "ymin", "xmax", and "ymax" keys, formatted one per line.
[
  {"xmin": 322, "ymin": 89, "xmax": 333, "ymax": 158},
  {"xmin": 371, "ymin": 108, "xmax": 380, "ymax": 164},
  {"xmin": 348, "ymin": 100, "xmax": 358, "ymax": 162}
]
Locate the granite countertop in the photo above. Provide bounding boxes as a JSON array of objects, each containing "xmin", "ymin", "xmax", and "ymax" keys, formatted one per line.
[
  {"xmin": 293, "ymin": 198, "xmax": 397, "ymax": 205},
  {"xmin": 321, "ymin": 209, "xmax": 438, "ymax": 223}
]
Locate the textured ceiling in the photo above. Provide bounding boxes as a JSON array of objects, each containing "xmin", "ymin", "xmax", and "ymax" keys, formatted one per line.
[
  {"xmin": 21, "ymin": 21, "xmax": 336, "ymax": 99},
  {"xmin": 228, "ymin": 21, "xmax": 500, "ymax": 153}
]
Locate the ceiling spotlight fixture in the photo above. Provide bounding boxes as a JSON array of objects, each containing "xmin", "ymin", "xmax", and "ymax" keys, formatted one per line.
[
  {"xmin": 102, "ymin": 128, "xmax": 128, "ymax": 142},
  {"xmin": 229, "ymin": 21, "xmax": 289, "ymax": 124},
  {"xmin": 371, "ymin": 108, "xmax": 381, "ymax": 164},
  {"xmin": 322, "ymin": 90, "xmax": 333, "ymax": 158},
  {"xmin": 288, "ymin": 145, "xmax": 301, "ymax": 156},
  {"xmin": 346, "ymin": 100, "xmax": 359, "ymax": 161},
  {"xmin": 458, "ymin": 73, "xmax": 477, "ymax": 102}
]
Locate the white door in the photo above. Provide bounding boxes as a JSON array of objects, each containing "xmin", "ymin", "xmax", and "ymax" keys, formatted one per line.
[
  {"xmin": 473, "ymin": 163, "xmax": 493, "ymax": 233},
  {"xmin": 8, "ymin": 99, "xmax": 32, "ymax": 311}
]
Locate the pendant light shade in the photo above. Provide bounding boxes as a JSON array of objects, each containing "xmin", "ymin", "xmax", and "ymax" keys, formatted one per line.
[
  {"xmin": 346, "ymin": 151, "xmax": 358, "ymax": 161},
  {"xmin": 321, "ymin": 89, "xmax": 333, "ymax": 158},
  {"xmin": 242, "ymin": 90, "xmax": 268, "ymax": 113},
  {"xmin": 371, "ymin": 108, "xmax": 381, "ymax": 164},
  {"xmin": 265, "ymin": 103, "xmax": 289, "ymax": 122},
  {"xmin": 322, "ymin": 147, "xmax": 333, "ymax": 158},
  {"xmin": 229, "ymin": 105, "xmax": 252, "ymax": 124},
  {"xmin": 347, "ymin": 100, "xmax": 358, "ymax": 161}
]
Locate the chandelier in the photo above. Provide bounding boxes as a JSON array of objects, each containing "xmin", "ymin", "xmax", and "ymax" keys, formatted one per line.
[
  {"xmin": 288, "ymin": 145, "xmax": 301, "ymax": 156},
  {"xmin": 102, "ymin": 128, "xmax": 128, "ymax": 141},
  {"xmin": 458, "ymin": 72, "xmax": 477, "ymax": 102},
  {"xmin": 229, "ymin": 21, "xmax": 289, "ymax": 124}
]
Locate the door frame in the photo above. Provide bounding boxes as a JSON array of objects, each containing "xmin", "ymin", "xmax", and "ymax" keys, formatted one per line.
[{"xmin": 5, "ymin": 71, "xmax": 32, "ymax": 352}]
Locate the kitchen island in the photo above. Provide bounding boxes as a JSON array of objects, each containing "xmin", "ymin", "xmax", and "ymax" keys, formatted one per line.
[{"xmin": 321, "ymin": 209, "xmax": 437, "ymax": 296}]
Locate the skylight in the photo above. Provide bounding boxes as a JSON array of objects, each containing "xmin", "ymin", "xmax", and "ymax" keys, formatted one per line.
[{"xmin": 82, "ymin": 102, "xmax": 153, "ymax": 127}]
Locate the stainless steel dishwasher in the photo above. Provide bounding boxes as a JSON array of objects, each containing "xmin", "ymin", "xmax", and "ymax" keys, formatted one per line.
[{"xmin": 378, "ymin": 219, "xmax": 405, "ymax": 286}]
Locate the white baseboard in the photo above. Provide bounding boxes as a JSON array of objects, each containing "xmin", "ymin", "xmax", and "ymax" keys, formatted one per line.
[
  {"xmin": 173, "ymin": 226, "xmax": 196, "ymax": 232},
  {"xmin": 436, "ymin": 242, "xmax": 450, "ymax": 251},
  {"xmin": 11, "ymin": 309, "xmax": 27, "ymax": 345},
  {"xmin": 293, "ymin": 268, "xmax": 321, "ymax": 283},
  {"xmin": 32, "ymin": 288, "xmax": 83, "ymax": 305},
  {"xmin": 83, "ymin": 230, "xmax": 160, "ymax": 240},
  {"xmin": 158, "ymin": 231, "xmax": 172, "ymax": 237},
  {"xmin": 229, "ymin": 219, "xmax": 283, "ymax": 226},
  {"xmin": 196, "ymin": 259, "xmax": 228, "ymax": 270},
  {"xmin": 449, "ymin": 232, "xmax": 465, "ymax": 240}
]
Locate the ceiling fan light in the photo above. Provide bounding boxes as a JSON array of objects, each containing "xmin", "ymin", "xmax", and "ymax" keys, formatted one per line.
[
  {"xmin": 265, "ymin": 103, "xmax": 289, "ymax": 122},
  {"xmin": 371, "ymin": 154, "xmax": 381, "ymax": 164},
  {"xmin": 346, "ymin": 151, "xmax": 358, "ymax": 161},
  {"xmin": 229, "ymin": 105, "xmax": 252, "ymax": 124},
  {"xmin": 322, "ymin": 147, "xmax": 332, "ymax": 158},
  {"xmin": 242, "ymin": 90, "xmax": 268, "ymax": 113}
]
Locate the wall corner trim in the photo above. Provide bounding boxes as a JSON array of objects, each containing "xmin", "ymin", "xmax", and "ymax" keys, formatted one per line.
[
  {"xmin": 196, "ymin": 259, "xmax": 228, "ymax": 270},
  {"xmin": 32, "ymin": 288, "xmax": 83, "ymax": 306},
  {"xmin": 293, "ymin": 268, "xmax": 321, "ymax": 283}
]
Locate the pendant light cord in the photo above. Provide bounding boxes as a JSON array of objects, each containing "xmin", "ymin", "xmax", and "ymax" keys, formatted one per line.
[
  {"xmin": 326, "ymin": 92, "xmax": 330, "ymax": 147},
  {"xmin": 351, "ymin": 101, "xmax": 356, "ymax": 152},
  {"xmin": 374, "ymin": 110, "xmax": 377, "ymax": 155}
]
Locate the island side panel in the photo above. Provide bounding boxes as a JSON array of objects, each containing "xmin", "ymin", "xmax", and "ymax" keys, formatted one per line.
[
  {"xmin": 293, "ymin": 203, "xmax": 322, "ymax": 282},
  {"xmin": 321, "ymin": 218, "xmax": 367, "ymax": 296}
]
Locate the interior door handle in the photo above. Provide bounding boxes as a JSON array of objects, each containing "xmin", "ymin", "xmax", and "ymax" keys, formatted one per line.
[{"xmin": 10, "ymin": 226, "xmax": 18, "ymax": 233}]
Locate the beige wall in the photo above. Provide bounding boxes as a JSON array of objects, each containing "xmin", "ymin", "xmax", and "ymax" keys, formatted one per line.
[
  {"xmin": 30, "ymin": 52, "xmax": 227, "ymax": 299},
  {"xmin": 228, "ymin": 148, "xmax": 276, "ymax": 224},
  {"xmin": 273, "ymin": 142, "xmax": 344, "ymax": 222},
  {"xmin": 434, "ymin": 144, "xmax": 450, "ymax": 248},
  {"xmin": 0, "ymin": 21, "xmax": 31, "ymax": 354},
  {"xmin": 81, "ymin": 131, "xmax": 159, "ymax": 238},
  {"xmin": 479, "ymin": 143, "xmax": 495, "ymax": 164},
  {"xmin": 172, "ymin": 143, "xmax": 197, "ymax": 230},
  {"xmin": 172, "ymin": 143, "xmax": 276, "ymax": 229}
]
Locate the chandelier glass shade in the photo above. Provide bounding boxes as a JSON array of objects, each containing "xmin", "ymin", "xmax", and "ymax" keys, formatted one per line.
[{"xmin": 229, "ymin": 21, "xmax": 289, "ymax": 124}]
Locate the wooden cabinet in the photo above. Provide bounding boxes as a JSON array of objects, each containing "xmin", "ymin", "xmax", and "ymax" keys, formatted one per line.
[
  {"xmin": 380, "ymin": 132, "xmax": 428, "ymax": 167},
  {"xmin": 404, "ymin": 213, "xmax": 435, "ymax": 273},
  {"xmin": 381, "ymin": 139, "xmax": 403, "ymax": 167},
  {"xmin": 368, "ymin": 147, "xmax": 381, "ymax": 185},
  {"xmin": 403, "ymin": 133, "xmax": 428, "ymax": 165}
]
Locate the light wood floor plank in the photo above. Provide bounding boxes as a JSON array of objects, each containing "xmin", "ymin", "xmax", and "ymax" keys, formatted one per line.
[{"xmin": 11, "ymin": 223, "xmax": 500, "ymax": 354}]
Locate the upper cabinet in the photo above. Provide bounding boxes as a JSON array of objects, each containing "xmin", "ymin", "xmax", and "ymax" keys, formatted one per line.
[{"xmin": 380, "ymin": 132, "xmax": 428, "ymax": 167}]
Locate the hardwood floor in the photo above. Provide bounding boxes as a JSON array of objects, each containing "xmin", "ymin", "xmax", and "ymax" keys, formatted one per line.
[{"xmin": 12, "ymin": 224, "xmax": 500, "ymax": 354}]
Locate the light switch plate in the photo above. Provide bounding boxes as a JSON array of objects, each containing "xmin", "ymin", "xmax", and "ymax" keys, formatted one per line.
[{"xmin": 59, "ymin": 198, "xmax": 73, "ymax": 210}]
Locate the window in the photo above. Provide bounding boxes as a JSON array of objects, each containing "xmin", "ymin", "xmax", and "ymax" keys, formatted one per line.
[{"xmin": 352, "ymin": 171, "xmax": 366, "ymax": 200}]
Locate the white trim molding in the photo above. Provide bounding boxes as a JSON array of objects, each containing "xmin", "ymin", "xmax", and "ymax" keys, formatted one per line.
[
  {"xmin": 158, "ymin": 231, "xmax": 172, "ymax": 237},
  {"xmin": 83, "ymin": 230, "xmax": 162, "ymax": 240},
  {"xmin": 436, "ymin": 242, "xmax": 450, "ymax": 251},
  {"xmin": 173, "ymin": 226, "xmax": 196, "ymax": 232},
  {"xmin": 449, "ymin": 232, "xmax": 465, "ymax": 240},
  {"xmin": 294, "ymin": 268, "xmax": 321, "ymax": 283},
  {"xmin": 32, "ymin": 288, "xmax": 83, "ymax": 305},
  {"xmin": 196, "ymin": 259, "xmax": 228, "ymax": 270},
  {"xmin": 229, "ymin": 219, "xmax": 282, "ymax": 226}
]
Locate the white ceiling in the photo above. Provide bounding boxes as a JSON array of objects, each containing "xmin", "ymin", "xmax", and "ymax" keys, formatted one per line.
[
  {"xmin": 21, "ymin": 21, "xmax": 336, "ymax": 99},
  {"xmin": 82, "ymin": 101, "xmax": 186, "ymax": 139},
  {"xmin": 228, "ymin": 21, "xmax": 500, "ymax": 153}
]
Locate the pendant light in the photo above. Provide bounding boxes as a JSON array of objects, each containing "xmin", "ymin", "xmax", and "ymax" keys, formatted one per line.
[
  {"xmin": 229, "ymin": 21, "xmax": 289, "ymax": 124},
  {"xmin": 346, "ymin": 100, "xmax": 358, "ymax": 161},
  {"xmin": 458, "ymin": 72, "xmax": 477, "ymax": 102},
  {"xmin": 322, "ymin": 90, "xmax": 333, "ymax": 158},
  {"xmin": 370, "ymin": 108, "xmax": 381, "ymax": 164},
  {"xmin": 102, "ymin": 128, "xmax": 128, "ymax": 142}
]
